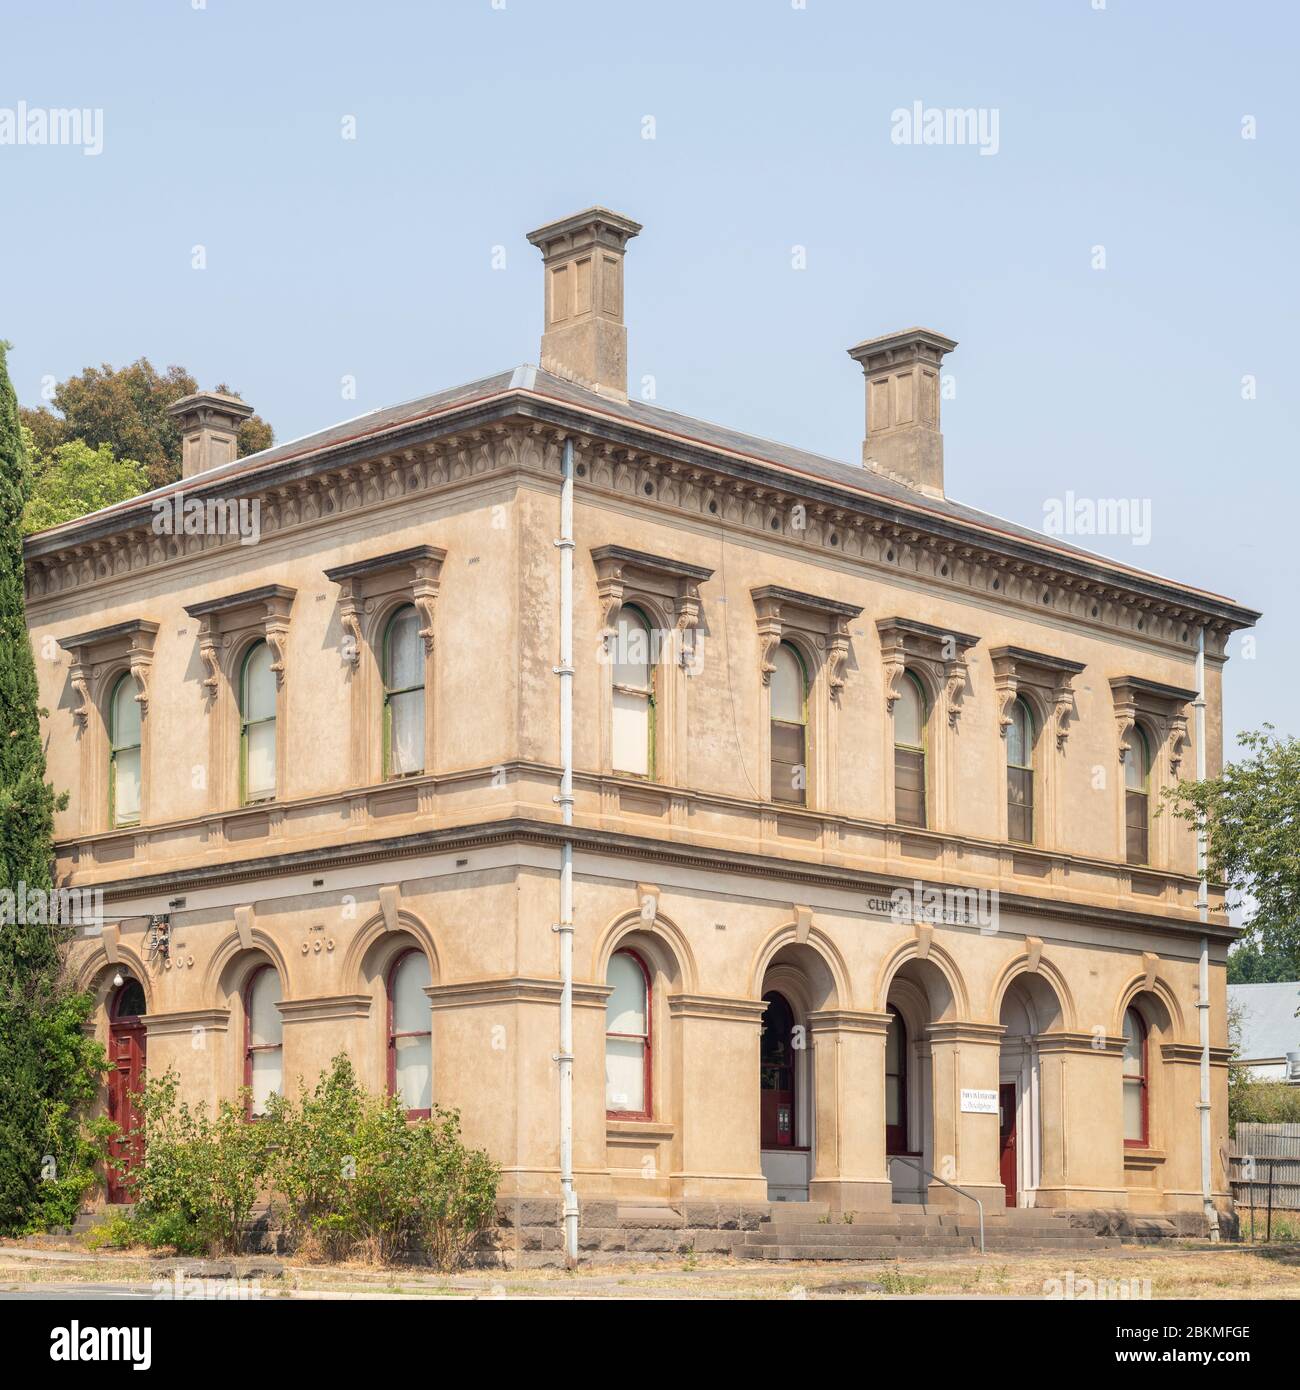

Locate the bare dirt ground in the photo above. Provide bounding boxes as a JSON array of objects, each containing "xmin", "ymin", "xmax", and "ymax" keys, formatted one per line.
[{"xmin": 3, "ymin": 1238, "xmax": 1300, "ymax": 1300}]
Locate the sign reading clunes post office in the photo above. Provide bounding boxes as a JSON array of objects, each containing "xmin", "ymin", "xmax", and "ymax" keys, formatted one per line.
[{"xmin": 960, "ymin": 1088, "xmax": 998, "ymax": 1114}]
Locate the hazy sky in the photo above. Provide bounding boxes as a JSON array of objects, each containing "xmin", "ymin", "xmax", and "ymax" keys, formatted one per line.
[{"xmin": 3, "ymin": 0, "xmax": 1295, "ymax": 743}]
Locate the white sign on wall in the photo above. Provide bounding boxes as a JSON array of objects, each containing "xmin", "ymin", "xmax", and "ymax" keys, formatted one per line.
[{"xmin": 960, "ymin": 1088, "xmax": 998, "ymax": 1115}]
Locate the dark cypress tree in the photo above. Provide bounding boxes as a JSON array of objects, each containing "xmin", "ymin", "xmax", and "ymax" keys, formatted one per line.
[{"xmin": 0, "ymin": 341, "xmax": 104, "ymax": 1232}]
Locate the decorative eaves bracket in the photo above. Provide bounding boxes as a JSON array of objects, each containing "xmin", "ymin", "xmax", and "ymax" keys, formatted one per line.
[
  {"xmin": 58, "ymin": 618, "xmax": 161, "ymax": 728},
  {"xmin": 989, "ymin": 645, "xmax": 1086, "ymax": 750},
  {"xmin": 876, "ymin": 616, "xmax": 979, "ymax": 726},
  {"xmin": 751, "ymin": 585, "xmax": 864, "ymax": 702},
  {"xmin": 590, "ymin": 544, "xmax": 714, "ymax": 637},
  {"xmin": 183, "ymin": 584, "xmax": 298, "ymax": 696},
  {"xmin": 323, "ymin": 545, "xmax": 447, "ymax": 664},
  {"xmin": 1109, "ymin": 675, "xmax": 1198, "ymax": 775}
]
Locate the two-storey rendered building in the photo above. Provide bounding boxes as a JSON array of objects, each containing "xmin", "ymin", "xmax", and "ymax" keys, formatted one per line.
[{"xmin": 25, "ymin": 208, "xmax": 1258, "ymax": 1254}]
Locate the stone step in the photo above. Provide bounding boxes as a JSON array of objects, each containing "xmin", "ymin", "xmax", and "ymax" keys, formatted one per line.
[
  {"xmin": 739, "ymin": 1237, "xmax": 1119, "ymax": 1261},
  {"xmin": 748, "ymin": 1227, "xmax": 973, "ymax": 1246}
]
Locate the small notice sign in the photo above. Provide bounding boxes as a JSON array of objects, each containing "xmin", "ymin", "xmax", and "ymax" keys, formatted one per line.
[{"xmin": 960, "ymin": 1088, "xmax": 998, "ymax": 1114}]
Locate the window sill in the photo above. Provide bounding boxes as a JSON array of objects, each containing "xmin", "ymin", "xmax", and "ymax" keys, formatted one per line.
[
  {"xmin": 1123, "ymin": 1146, "xmax": 1165, "ymax": 1172},
  {"xmin": 606, "ymin": 1118, "xmax": 674, "ymax": 1141}
]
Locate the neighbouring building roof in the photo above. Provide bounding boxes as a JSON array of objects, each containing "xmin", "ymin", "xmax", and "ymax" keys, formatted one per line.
[{"xmin": 1229, "ymin": 982, "xmax": 1300, "ymax": 1064}]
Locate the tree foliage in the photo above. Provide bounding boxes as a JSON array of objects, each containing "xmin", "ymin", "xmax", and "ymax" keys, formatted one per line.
[
  {"xmin": 1167, "ymin": 727, "xmax": 1300, "ymax": 963},
  {"xmin": 22, "ymin": 438, "xmax": 148, "ymax": 534},
  {"xmin": 0, "ymin": 341, "xmax": 106, "ymax": 1234},
  {"xmin": 19, "ymin": 358, "xmax": 272, "ymax": 492}
]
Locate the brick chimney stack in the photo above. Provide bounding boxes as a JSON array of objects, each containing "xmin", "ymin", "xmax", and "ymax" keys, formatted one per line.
[
  {"xmin": 526, "ymin": 207, "xmax": 642, "ymax": 401},
  {"xmin": 847, "ymin": 328, "xmax": 957, "ymax": 498},
  {"xmin": 167, "ymin": 391, "xmax": 254, "ymax": 480}
]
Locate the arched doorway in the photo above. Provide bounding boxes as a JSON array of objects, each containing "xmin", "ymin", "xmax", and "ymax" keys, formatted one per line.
[
  {"xmin": 998, "ymin": 974, "xmax": 1065, "ymax": 1207},
  {"xmin": 759, "ymin": 990, "xmax": 807, "ymax": 1200},
  {"xmin": 107, "ymin": 977, "xmax": 147, "ymax": 1203}
]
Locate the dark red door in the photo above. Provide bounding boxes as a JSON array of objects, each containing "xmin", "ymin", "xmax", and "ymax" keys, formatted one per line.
[
  {"xmin": 998, "ymin": 1082, "xmax": 1017, "ymax": 1207},
  {"xmin": 760, "ymin": 992, "xmax": 796, "ymax": 1148},
  {"xmin": 107, "ymin": 980, "xmax": 147, "ymax": 1204}
]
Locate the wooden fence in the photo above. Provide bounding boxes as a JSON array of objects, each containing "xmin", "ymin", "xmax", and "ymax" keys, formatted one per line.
[{"xmin": 1230, "ymin": 1122, "xmax": 1300, "ymax": 1214}]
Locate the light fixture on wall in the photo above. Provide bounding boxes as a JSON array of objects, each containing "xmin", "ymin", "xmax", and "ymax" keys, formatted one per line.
[{"xmin": 112, "ymin": 971, "xmax": 124, "ymax": 988}]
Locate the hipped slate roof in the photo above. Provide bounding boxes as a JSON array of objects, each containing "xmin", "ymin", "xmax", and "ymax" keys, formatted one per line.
[{"xmin": 22, "ymin": 364, "xmax": 1260, "ymax": 628}]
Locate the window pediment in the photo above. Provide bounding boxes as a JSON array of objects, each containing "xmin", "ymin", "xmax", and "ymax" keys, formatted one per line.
[
  {"xmin": 1109, "ymin": 676, "xmax": 1197, "ymax": 774},
  {"xmin": 184, "ymin": 584, "xmax": 297, "ymax": 693},
  {"xmin": 876, "ymin": 616, "xmax": 978, "ymax": 726},
  {"xmin": 990, "ymin": 645, "xmax": 1086, "ymax": 750},
  {"xmin": 591, "ymin": 545, "xmax": 713, "ymax": 634},
  {"xmin": 324, "ymin": 545, "xmax": 446, "ymax": 662},
  {"xmin": 59, "ymin": 618, "xmax": 160, "ymax": 724},
  {"xmin": 752, "ymin": 586, "xmax": 863, "ymax": 702}
]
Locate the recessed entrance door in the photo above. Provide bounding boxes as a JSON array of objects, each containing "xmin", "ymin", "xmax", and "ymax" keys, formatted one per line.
[
  {"xmin": 998, "ymin": 1082, "xmax": 1017, "ymax": 1207},
  {"xmin": 107, "ymin": 979, "xmax": 147, "ymax": 1204},
  {"xmin": 759, "ymin": 992, "xmax": 796, "ymax": 1149}
]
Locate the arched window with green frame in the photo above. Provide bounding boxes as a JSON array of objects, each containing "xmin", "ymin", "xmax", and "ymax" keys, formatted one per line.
[
  {"xmin": 382, "ymin": 604, "xmax": 425, "ymax": 778},
  {"xmin": 1124, "ymin": 724, "xmax": 1151, "ymax": 864},
  {"xmin": 239, "ymin": 640, "xmax": 277, "ymax": 805},
  {"xmin": 108, "ymin": 672, "xmax": 142, "ymax": 828},
  {"xmin": 770, "ymin": 641, "xmax": 808, "ymax": 806},
  {"xmin": 894, "ymin": 670, "xmax": 927, "ymax": 828},
  {"xmin": 611, "ymin": 604, "xmax": 655, "ymax": 777},
  {"xmin": 1006, "ymin": 696, "xmax": 1035, "ymax": 844}
]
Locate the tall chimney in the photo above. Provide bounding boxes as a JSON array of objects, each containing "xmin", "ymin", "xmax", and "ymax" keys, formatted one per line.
[
  {"xmin": 526, "ymin": 206, "xmax": 641, "ymax": 400},
  {"xmin": 847, "ymin": 328, "xmax": 957, "ymax": 498},
  {"xmin": 167, "ymin": 391, "xmax": 255, "ymax": 479}
]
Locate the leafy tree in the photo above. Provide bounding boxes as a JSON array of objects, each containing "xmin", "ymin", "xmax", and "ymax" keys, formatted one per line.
[
  {"xmin": 0, "ymin": 341, "xmax": 107, "ymax": 1233},
  {"xmin": 20, "ymin": 359, "xmax": 272, "ymax": 491},
  {"xmin": 1167, "ymin": 727, "xmax": 1300, "ymax": 967},
  {"xmin": 22, "ymin": 439, "xmax": 148, "ymax": 534},
  {"xmin": 1228, "ymin": 935, "xmax": 1300, "ymax": 985}
]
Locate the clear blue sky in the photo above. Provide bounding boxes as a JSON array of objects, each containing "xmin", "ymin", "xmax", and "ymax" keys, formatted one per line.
[{"xmin": 3, "ymin": 0, "xmax": 1295, "ymax": 743}]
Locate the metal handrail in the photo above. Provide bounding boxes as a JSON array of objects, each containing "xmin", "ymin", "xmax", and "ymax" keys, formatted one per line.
[{"xmin": 890, "ymin": 1155, "xmax": 985, "ymax": 1254}]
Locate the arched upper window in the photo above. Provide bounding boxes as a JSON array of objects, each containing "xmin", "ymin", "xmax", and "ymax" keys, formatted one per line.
[
  {"xmin": 383, "ymin": 605, "xmax": 426, "ymax": 779},
  {"xmin": 243, "ymin": 965, "xmax": 283, "ymax": 1118},
  {"xmin": 1124, "ymin": 726, "xmax": 1151, "ymax": 865},
  {"xmin": 611, "ymin": 605, "xmax": 655, "ymax": 777},
  {"xmin": 770, "ymin": 642, "xmax": 807, "ymax": 806},
  {"xmin": 1007, "ymin": 697, "xmax": 1034, "ymax": 844},
  {"xmin": 894, "ymin": 672, "xmax": 927, "ymax": 828},
  {"xmin": 1122, "ymin": 1007, "xmax": 1148, "ymax": 1146},
  {"xmin": 387, "ymin": 950, "xmax": 432, "ymax": 1118},
  {"xmin": 605, "ymin": 950, "xmax": 650, "ymax": 1117},
  {"xmin": 885, "ymin": 1005, "xmax": 909, "ymax": 1155},
  {"xmin": 108, "ymin": 673, "xmax": 142, "ymax": 828},
  {"xmin": 239, "ymin": 641, "xmax": 277, "ymax": 805},
  {"xmin": 112, "ymin": 976, "xmax": 146, "ymax": 1019}
]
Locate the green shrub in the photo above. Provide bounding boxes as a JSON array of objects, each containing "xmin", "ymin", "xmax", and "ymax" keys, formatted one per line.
[
  {"xmin": 1230, "ymin": 1076, "xmax": 1300, "ymax": 1132},
  {"xmin": 121, "ymin": 1069, "xmax": 274, "ymax": 1255},
  {"xmin": 272, "ymin": 1055, "xmax": 500, "ymax": 1270},
  {"xmin": 114, "ymin": 1055, "xmax": 499, "ymax": 1269}
]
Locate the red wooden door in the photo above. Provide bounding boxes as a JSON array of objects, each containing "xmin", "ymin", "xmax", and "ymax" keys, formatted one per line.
[
  {"xmin": 998, "ymin": 1082, "xmax": 1017, "ymax": 1207},
  {"xmin": 107, "ymin": 983, "xmax": 147, "ymax": 1203}
]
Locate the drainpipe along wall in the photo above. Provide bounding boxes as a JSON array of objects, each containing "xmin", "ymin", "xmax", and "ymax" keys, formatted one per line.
[
  {"xmin": 1195, "ymin": 625, "xmax": 1221, "ymax": 1240},
  {"xmin": 555, "ymin": 437, "xmax": 579, "ymax": 1262}
]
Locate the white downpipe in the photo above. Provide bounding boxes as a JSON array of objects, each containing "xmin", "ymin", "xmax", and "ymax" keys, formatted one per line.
[
  {"xmin": 554, "ymin": 438, "xmax": 578, "ymax": 1262},
  {"xmin": 1194, "ymin": 626, "xmax": 1221, "ymax": 1240}
]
